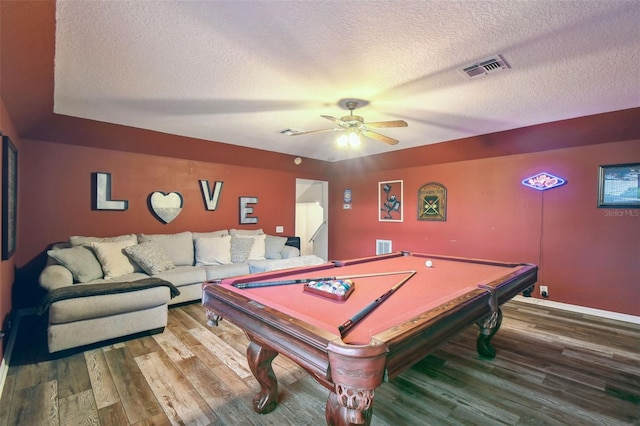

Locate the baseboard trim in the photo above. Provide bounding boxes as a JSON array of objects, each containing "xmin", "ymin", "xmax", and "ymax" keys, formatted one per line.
[
  {"xmin": 0, "ymin": 310, "xmax": 25, "ymax": 402},
  {"xmin": 514, "ymin": 296, "xmax": 640, "ymax": 325}
]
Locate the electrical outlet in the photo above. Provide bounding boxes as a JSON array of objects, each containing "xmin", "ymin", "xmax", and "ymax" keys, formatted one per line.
[{"xmin": 540, "ymin": 285, "xmax": 549, "ymax": 297}]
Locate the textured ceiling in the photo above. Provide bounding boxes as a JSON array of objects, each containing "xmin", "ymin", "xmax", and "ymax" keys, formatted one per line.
[{"xmin": 53, "ymin": 0, "xmax": 640, "ymax": 162}]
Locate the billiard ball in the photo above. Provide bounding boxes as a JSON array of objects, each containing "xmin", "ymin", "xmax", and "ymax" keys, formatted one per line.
[{"xmin": 425, "ymin": 260, "xmax": 433, "ymax": 268}]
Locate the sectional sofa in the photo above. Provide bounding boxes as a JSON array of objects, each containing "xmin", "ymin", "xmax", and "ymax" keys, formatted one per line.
[{"xmin": 38, "ymin": 228, "xmax": 325, "ymax": 352}]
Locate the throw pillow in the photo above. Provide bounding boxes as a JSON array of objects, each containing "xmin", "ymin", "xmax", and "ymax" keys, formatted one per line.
[
  {"xmin": 236, "ymin": 234, "xmax": 266, "ymax": 260},
  {"xmin": 265, "ymin": 235, "xmax": 287, "ymax": 259},
  {"xmin": 124, "ymin": 241, "xmax": 176, "ymax": 275},
  {"xmin": 230, "ymin": 236, "xmax": 254, "ymax": 263},
  {"xmin": 194, "ymin": 235, "xmax": 232, "ymax": 266},
  {"xmin": 229, "ymin": 228, "xmax": 264, "ymax": 235},
  {"xmin": 47, "ymin": 246, "xmax": 104, "ymax": 283},
  {"xmin": 90, "ymin": 238, "xmax": 138, "ymax": 279}
]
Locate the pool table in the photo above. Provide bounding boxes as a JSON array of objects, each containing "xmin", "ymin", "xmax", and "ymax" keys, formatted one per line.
[{"xmin": 202, "ymin": 251, "xmax": 537, "ymax": 425}]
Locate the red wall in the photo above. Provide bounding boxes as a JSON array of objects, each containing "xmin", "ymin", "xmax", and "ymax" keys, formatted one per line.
[
  {"xmin": 20, "ymin": 140, "xmax": 299, "ymax": 262},
  {"xmin": 14, "ymin": 138, "xmax": 325, "ymax": 307},
  {"xmin": 328, "ymin": 139, "xmax": 640, "ymax": 316}
]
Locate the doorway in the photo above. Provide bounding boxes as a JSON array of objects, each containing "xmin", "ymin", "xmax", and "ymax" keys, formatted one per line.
[{"xmin": 295, "ymin": 179, "xmax": 328, "ymax": 261}]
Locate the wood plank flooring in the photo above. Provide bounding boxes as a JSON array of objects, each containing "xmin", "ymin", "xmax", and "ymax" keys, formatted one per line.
[{"xmin": 1, "ymin": 300, "xmax": 638, "ymax": 425}]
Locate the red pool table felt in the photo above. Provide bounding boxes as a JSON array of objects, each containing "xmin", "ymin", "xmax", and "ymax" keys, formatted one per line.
[{"xmin": 214, "ymin": 252, "xmax": 527, "ymax": 345}]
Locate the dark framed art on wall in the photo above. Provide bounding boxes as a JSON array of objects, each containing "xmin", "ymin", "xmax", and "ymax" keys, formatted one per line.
[
  {"xmin": 597, "ymin": 163, "xmax": 640, "ymax": 208},
  {"xmin": 418, "ymin": 182, "xmax": 447, "ymax": 221},
  {"xmin": 2, "ymin": 135, "xmax": 18, "ymax": 260}
]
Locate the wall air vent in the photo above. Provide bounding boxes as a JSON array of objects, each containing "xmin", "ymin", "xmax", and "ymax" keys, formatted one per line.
[
  {"xmin": 462, "ymin": 54, "xmax": 510, "ymax": 79},
  {"xmin": 376, "ymin": 239, "xmax": 392, "ymax": 255}
]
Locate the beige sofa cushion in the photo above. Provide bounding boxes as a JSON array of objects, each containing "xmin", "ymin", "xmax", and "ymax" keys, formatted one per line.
[
  {"xmin": 230, "ymin": 228, "xmax": 264, "ymax": 235},
  {"xmin": 201, "ymin": 263, "xmax": 251, "ymax": 281},
  {"xmin": 192, "ymin": 230, "xmax": 229, "ymax": 239},
  {"xmin": 138, "ymin": 231, "xmax": 194, "ymax": 266},
  {"xmin": 49, "ymin": 286, "xmax": 170, "ymax": 324},
  {"xmin": 152, "ymin": 265, "xmax": 207, "ymax": 286}
]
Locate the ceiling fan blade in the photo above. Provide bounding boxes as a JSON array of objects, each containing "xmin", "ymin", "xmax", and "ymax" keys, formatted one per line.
[
  {"xmin": 321, "ymin": 115, "xmax": 343, "ymax": 124},
  {"xmin": 361, "ymin": 129, "xmax": 399, "ymax": 145},
  {"xmin": 364, "ymin": 120, "xmax": 408, "ymax": 128},
  {"xmin": 287, "ymin": 128, "xmax": 341, "ymax": 136}
]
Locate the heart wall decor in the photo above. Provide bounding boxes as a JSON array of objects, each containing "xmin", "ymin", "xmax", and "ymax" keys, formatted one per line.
[{"xmin": 149, "ymin": 191, "xmax": 183, "ymax": 223}]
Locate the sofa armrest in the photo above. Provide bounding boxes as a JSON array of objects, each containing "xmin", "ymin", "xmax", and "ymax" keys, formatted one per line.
[
  {"xmin": 39, "ymin": 264, "xmax": 74, "ymax": 292},
  {"xmin": 281, "ymin": 245, "xmax": 300, "ymax": 259},
  {"xmin": 284, "ymin": 236, "xmax": 300, "ymax": 251}
]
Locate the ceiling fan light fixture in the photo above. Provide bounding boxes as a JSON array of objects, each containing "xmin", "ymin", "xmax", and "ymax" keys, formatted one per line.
[{"xmin": 337, "ymin": 131, "xmax": 361, "ymax": 148}]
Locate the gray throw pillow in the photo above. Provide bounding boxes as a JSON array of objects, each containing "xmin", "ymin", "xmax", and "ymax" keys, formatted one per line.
[
  {"xmin": 47, "ymin": 246, "xmax": 104, "ymax": 283},
  {"xmin": 265, "ymin": 235, "xmax": 287, "ymax": 259},
  {"xmin": 230, "ymin": 236, "xmax": 254, "ymax": 263},
  {"xmin": 124, "ymin": 241, "xmax": 176, "ymax": 275}
]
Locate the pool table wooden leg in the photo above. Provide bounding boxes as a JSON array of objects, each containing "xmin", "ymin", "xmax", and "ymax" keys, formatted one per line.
[
  {"xmin": 325, "ymin": 341, "xmax": 387, "ymax": 425},
  {"xmin": 247, "ymin": 340, "xmax": 279, "ymax": 414},
  {"xmin": 205, "ymin": 308, "xmax": 222, "ymax": 326},
  {"xmin": 476, "ymin": 307, "xmax": 503, "ymax": 358},
  {"xmin": 326, "ymin": 386, "xmax": 374, "ymax": 426}
]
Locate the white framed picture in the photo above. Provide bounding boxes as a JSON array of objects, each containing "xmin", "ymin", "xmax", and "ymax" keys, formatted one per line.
[{"xmin": 378, "ymin": 180, "xmax": 403, "ymax": 222}]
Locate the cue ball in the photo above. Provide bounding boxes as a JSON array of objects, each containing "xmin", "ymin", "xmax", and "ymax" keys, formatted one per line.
[{"xmin": 425, "ymin": 260, "xmax": 433, "ymax": 268}]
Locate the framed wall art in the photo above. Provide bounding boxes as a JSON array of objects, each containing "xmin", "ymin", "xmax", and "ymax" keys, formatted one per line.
[
  {"xmin": 418, "ymin": 182, "xmax": 447, "ymax": 221},
  {"xmin": 597, "ymin": 163, "xmax": 640, "ymax": 208},
  {"xmin": 378, "ymin": 180, "xmax": 403, "ymax": 222},
  {"xmin": 2, "ymin": 135, "xmax": 18, "ymax": 260}
]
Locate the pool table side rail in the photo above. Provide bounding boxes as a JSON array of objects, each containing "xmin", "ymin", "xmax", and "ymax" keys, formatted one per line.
[
  {"xmin": 374, "ymin": 263, "xmax": 538, "ymax": 380},
  {"xmin": 374, "ymin": 289, "xmax": 491, "ymax": 379},
  {"xmin": 483, "ymin": 263, "xmax": 538, "ymax": 304},
  {"xmin": 409, "ymin": 252, "xmax": 531, "ymax": 268},
  {"xmin": 202, "ymin": 283, "xmax": 339, "ymax": 389},
  {"xmin": 332, "ymin": 251, "xmax": 405, "ymax": 266}
]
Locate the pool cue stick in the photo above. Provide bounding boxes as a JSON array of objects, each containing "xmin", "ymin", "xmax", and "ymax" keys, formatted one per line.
[
  {"xmin": 338, "ymin": 270, "xmax": 417, "ymax": 338},
  {"xmin": 233, "ymin": 270, "xmax": 416, "ymax": 289}
]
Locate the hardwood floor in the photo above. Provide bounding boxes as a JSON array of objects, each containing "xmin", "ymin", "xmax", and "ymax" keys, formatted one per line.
[{"xmin": 1, "ymin": 300, "xmax": 638, "ymax": 425}]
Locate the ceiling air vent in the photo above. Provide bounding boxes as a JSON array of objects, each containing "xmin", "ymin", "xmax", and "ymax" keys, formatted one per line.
[{"xmin": 462, "ymin": 54, "xmax": 510, "ymax": 79}]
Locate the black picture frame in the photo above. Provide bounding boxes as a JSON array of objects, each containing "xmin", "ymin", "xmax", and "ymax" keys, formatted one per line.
[
  {"xmin": 2, "ymin": 135, "xmax": 18, "ymax": 260},
  {"xmin": 597, "ymin": 163, "xmax": 640, "ymax": 208}
]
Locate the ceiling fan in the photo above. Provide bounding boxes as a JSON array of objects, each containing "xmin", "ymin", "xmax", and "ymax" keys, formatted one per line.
[{"xmin": 286, "ymin": 100, "xmax": 408, "ymax": 146}]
